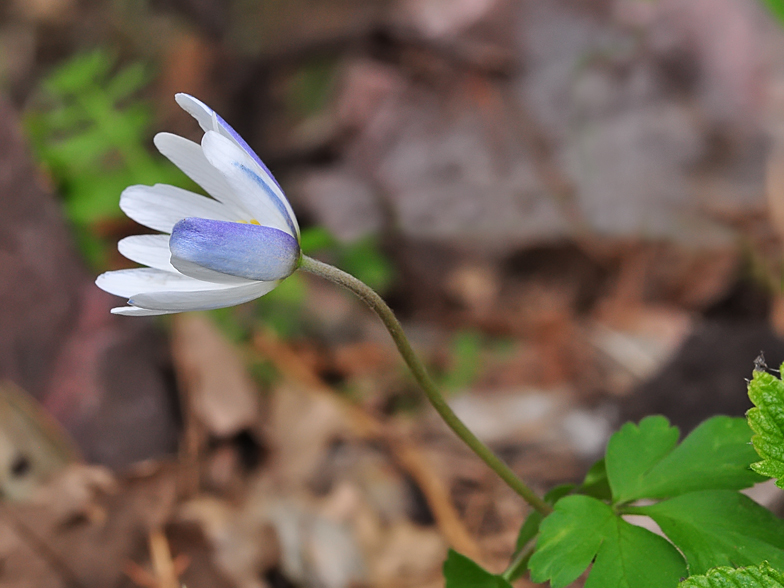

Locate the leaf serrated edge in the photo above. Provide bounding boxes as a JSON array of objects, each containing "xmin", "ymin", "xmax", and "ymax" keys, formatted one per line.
[
  {"xmin": 748, "ymin": 369, "xmax": 784, "ymax": 488},
  {"xmin": 678, "ymin": 561, "xmax": 784, "ymax": 588}
]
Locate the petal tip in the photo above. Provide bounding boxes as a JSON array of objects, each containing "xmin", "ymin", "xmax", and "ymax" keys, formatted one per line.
[{"xmin": 175, "ymin": 92, "xmax": 202, "ymax": 108}]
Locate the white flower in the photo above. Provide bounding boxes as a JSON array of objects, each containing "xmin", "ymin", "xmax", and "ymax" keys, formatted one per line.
[{"xmin": 96, "ymin": 94, "xmax": 301, "ymax": 316}]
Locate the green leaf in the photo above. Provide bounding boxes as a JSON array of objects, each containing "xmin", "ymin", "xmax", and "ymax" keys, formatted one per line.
[
  {"xmin": 105, "ymin": 62, "xmax": 150, "ymax": 103},
  {"xmin": 679, "ymin": 562, "xmax": 784, "ymax": 588},
  {"xmin": 44, "ymin": 50, "xmax": 113, "ymax": 95},
  {"xmin": 607, "ymin": 416, "xmax": 679, "ymax": 502},
  {"xmin": 747, "ymin": 369, "xmax": 784, "ymax": 489},
  {"xmin": 583, "ymin": 519, "xmax": 687, "ymax": 588},
  {"xmin": 579, "ymin": 458, "xmax": 612, "ymax": 500},
  {"xmin": 636, "ymin": 490, "xmax": 784, "ymax": 575},
  {"xmin": 515, "ymin": 485, "xmax": 574, "ymax": 552},
  {"xmin": 443, "ymin": 550, "xmax": 512, "ymax": 588},
  {"xmin": 529, "ymin": 495, "xmax": 686, "ymax": 588},
  {"xmin": 607, "ymin": 416, "xmax": 763, "ymax": 503},
  {"xmin": 761, "ymin": 0, "xmax": 784, "ymax": 27},
  {"xmin": 299, "ymin": 226, "xmax": 337, "ymax": 254},
  {"xmin": 442, "ymin": 330, "xmax": 484, "ymax": 392},
  {"xmin": 338, "ymin": 237, "xmax": 394, "ymax": 293},
  {"xmin": 506, "ymin": 484, "xmax": 574, "ymax": 582}
]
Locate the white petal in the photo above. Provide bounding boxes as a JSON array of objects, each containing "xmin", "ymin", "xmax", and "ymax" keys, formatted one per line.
[
  {"xmin": 174, "ymin": 94, "xmax": 295, "ymax": 226},
  {"xmin": 175, "ymin": 93, "xmax": 218, "ymax": 133},
  {"xmin": 201, "ymin": 131, "xmax": 296, "ymax": 236},
  {"xmin": 111, "ymin": 306, "xmax": 179, "ymax": 317},
  {"xmin": 153, "ymin": 133, "xmax": 249, "ymax": 219},
  {"xmin": 117, "ymin": 234, "xmax": 174, "ymax": 271},
  {"xmin": 96, "ymin": 268, "xmax": 237, "ymax": 298},
  {"xmin": 130, "ymin": 281, "xmax": 278, "ymax": 312},
  {"xmin": 120, "ymin": 184, "xmax": 235, "ymax": 233}
]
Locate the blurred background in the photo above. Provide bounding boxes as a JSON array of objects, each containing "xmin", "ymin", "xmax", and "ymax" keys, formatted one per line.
[{"xmin": 1, "ymin": 0, "xmax": 784, "ymax": 586}]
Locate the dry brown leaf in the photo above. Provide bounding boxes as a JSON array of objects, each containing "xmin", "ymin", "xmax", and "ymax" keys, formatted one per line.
[
  {"xmin": 0, "ymin": 465, "xmax": 177, "ymax": 588},
  {"xmin": 254, "ymin": 330, "xmax": 484, "ymax": 562},
  {"xmin": 179, "ymin": 494, "xmax": 281, "ymax": 588},
  {"xmin": 0, "ymin": 382, "xmax": 80, "ymax": 501},
  {"xmin": 172, "ymin": 314, "xmax": 259, "ymax": 438},
  {"xmin": 370, "ymin": 521, "xmax": 446, "ymax": 587},
  {"xmin": 29, "ymin": 463, "xmax": 115, "ymax": 525}
]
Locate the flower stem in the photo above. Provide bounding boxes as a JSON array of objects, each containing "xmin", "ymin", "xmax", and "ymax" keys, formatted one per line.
[{"xmin": 299, "ymin": 255, "xmax": 552, "ymax": 515}]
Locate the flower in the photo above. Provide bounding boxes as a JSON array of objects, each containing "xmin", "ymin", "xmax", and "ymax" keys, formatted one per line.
[{"xmin": 96, "ymin": 94, "xmax": 301, "ymax": 316}]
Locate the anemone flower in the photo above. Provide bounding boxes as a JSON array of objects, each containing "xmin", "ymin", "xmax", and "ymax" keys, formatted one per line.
[
  {"xmin": 94, "ymin": 94, "xmax": 548, "ymax": 515},
  {"xmin": 96, "ymin": 94, "xmax": 300, "ymax": 316}
]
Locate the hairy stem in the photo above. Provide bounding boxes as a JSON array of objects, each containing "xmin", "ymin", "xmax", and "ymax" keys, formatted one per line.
[{"xmin": 299, "ymin": 255, "xmax": 551, "ymax": 515}]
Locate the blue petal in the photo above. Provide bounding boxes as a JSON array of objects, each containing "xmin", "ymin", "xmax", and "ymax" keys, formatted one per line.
[{"xmin": 169, "ymin": 218, "xmax": 300, "ymax": 281}]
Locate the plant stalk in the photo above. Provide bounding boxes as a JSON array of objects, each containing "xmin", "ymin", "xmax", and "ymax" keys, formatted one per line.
[
  {"xmin": 299, "ymin": 255, "xmax": 552, "ymax": 515},
  {"xmin": 502, "ymin": 543, "xmax": 536, "ymax": 583}
]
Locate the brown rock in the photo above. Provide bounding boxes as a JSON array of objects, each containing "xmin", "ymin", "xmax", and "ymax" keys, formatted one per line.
[{"xmin": 0, "ymin": 96, "xmax": 178, "ymax": 469}]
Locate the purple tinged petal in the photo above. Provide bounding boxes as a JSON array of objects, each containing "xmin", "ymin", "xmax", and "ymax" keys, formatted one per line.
[
  {"xmin": 169, "ymin": 218, "xmax": 300, "ymax": 282},
  {"xmin": 215, "ymin": 112, "xmax": 282, "ymax": 191},
  {"xmin": 234, "ymin": 161, "xmax": 298, "ymax": 238},
  {"xmin": 174, "ymin": 93, "xmax": 283, "ymax": 190}
]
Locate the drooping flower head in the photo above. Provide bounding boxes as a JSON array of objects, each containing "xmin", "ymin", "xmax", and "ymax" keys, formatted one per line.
[{"xmin": 96, "ymin": 94, "xmax": 300, "ymax": 316}]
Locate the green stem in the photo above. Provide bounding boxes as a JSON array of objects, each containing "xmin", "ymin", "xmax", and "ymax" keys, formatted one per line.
[
  {"xmin": 502, "ymin": 543, "xmax": 536, "ymax": 583},
  {"xmin": 299, "ymin": 255, "xmax": 552, "ymax": 515}
]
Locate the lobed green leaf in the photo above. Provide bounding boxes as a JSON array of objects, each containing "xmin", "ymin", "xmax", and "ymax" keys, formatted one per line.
[
  {"xmin": 528, "ymin": 495, "xmax": 686, "ymax": 588},
  {"xmin": 506, "ymin": 484, "xmax": 574, "ymax": 582},
  {"xmin": 607, "ymin": 416, "xmax": 763, "ymax": 503},
  {"xmin": 636, "ymin": 490, "xmax": 784, "ymax": 575}
]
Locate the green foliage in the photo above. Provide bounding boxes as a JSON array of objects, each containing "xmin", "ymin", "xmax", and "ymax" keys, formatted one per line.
[
  {"xmin": 579, "ymin": 457, "xmax": 612, "ymax": 501},
  {"xmin": 209, "ymin": 307, "xmax": 252, "ymax": 344},
  {"xmin": 761, "ymin": 0, "xmax": 784, "ymax": 26},
  {"xmin": 254, "ymin": 273, "xmax": 310, "ymax": 339},
  {"xmin": 440, "ymin": 330, "xmax": 484, "ymax": 392},
  {"xmin": 515, "ymin": 486, "xmax": 574, "ymax": 553},
  {"xmin": 504, "ymin": 485, "xmax": 576, "ymax": 582},
  {"xmin": 442, "ymin": 550, "xmax": 512, "ymax": 588},
  {"xmin": 521, "ymin": 415, "xmax": 780, "ymax": 588},
  {"xmin": 449, "ymin": 373, "xmax": 783, "ymax": 588},
  {"xmin": 679, "ymin": 563, "xmax": 784, "ymax": 588},
  {"xmin": 299, "ymin": 226, "xmax": 337, "ymax": 255},
  {"xmin": 25, "ymin": 49, "xmax": 182, "ymax": 266},
  {"xmin": 257, "ymin": 228, "xmax": 394, "ymax": 337},
  {"xmin": 337, "ymin": 235, "xmax": 394, "ymax": 294},
  {"xmin": 635, "ymin": 491, "xmax": 784, "ymax": 575},
  {"xmin": 747, "ymin": 368, "xmax": 784, "ymax": 489},
  {"xmin": 529, "ymin": 495, "xmax": 687, "ymax": 588},
  {"xmin": 300, "ymin": 228, "xmax": 394, "ymax": 294},
  {"xmin": 607, "ymin": 416, "xmax": 764, "ymax": 503},
  {"xmin": 505, "ymin": 465, "xmax": 611, "ymax": 582}
]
